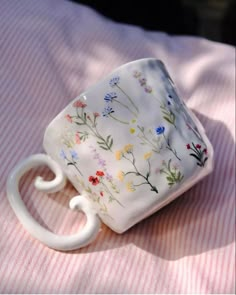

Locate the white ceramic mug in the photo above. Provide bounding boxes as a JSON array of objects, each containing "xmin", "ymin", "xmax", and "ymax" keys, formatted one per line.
[{"xmin": 7, "ymin": 58, "xmax": 214, "ymax": 251}]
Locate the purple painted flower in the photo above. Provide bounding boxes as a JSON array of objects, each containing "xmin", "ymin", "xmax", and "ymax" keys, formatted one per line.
[
  {"xmin": 155, "ymin": 126, "xmax": 165, "ymax": 135},
  {"xmin": 106, "ymin": 173, "xmax": 113, "ymax": 181},
  {"xmin": 133, "ymin": 70, "xmax": 142, "ymax": 78},
  {"xmin": 98, "ymin": 158, "xmax": 106, "ymax": 167},
  {"xmin": 109, "ymin": 76, "xmax": 120, "ymax": 87},
  {"xmin": 144, "ymin": 85, "xmax": 152, "ymax": 93},
  {"xmin": 93, "ymin": 153, "xmax": 100, "ymax": 160},
  {"xmin": 60, "ymin": 149, "xmax": 66, "ymax": 160},
  {"xmin": 89, "ymin": 145, "xmax": 97, "ymax": 152},
  {"xmin": 104, "ymin": 92, "xmax": 117, "ymax": 102},
  {"xmin": 139, "ymin": 78, "xmax": 147, "ymax": 86}
]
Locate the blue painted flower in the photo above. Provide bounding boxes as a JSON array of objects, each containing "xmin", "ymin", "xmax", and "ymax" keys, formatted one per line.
[
  {"xmin": 167, "ymin": 100, "xmax": 171, "ymax": 105},
  {"xmin": 109, "ymin": 76, "xmax": 120, "ymax": 87},
  {"xmin": 70, "ymin": 150, "xmax": 79, "ymax": 160},
  {"xmin": 155, "ymin": 126, "xmax": 165, "ymax": 135},
  {"xmin": 102, "ymin": 105, "xmax": 115, "ymax": 117},
  {"xmin": 104, "ymin": 92, "xmax": 117, "ymax": 102},
  {"xmin": 60, "ymin": 149, "xmax": 66, "ymax": 159}
]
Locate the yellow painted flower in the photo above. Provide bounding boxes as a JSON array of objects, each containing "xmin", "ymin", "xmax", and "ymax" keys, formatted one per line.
[
  {"xmin": 130, "ymin": 128, "xmax": 136, "ymax": 134},
  {"xmin": 61, "ymin": 132, "xmax": 75, "ymax": 148},
  {"xmin": 117, "ymin": 171, "xmax": 124, "ymax": 181},
  {"xmin": 123, "ymin": 144, "xmax": 134, "ymax": 153},
  {"xmin": 144, "ymin": 151, "xmax": 152, "ymax": 160},
  {"xmin": 126, "ymin": 181, "xmax": 136, "ymax": 192},
  {"xmin": 115, "ymin": 150, "xmax": 122, "ymax": 160}
]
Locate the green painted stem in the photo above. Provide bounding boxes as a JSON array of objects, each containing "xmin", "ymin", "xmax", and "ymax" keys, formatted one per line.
[
  {"xmin": 116, "ymin": 84, "xmax": 139, "ymax": 114},
  {"xmin": 109, "ymin": 114, "xmax": 129, "ymax": 125}
]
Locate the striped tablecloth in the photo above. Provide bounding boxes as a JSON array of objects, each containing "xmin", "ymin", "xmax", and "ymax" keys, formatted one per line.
[{"xmin": 0, "ymin": 0, "xmax": 235, "ymax": 293}]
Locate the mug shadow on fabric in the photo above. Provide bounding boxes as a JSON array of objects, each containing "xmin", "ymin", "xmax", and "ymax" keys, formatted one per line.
[{"xmin": 14, "ymin": 111, "xmax": 235, "ymax": 260}]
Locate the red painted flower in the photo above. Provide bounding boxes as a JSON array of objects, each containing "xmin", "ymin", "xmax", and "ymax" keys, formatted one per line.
[
  {"xmin": 65, "ymin": 114, "xmax": 72, "ymax": 123},
  {"xmin": 73, "ymin": 100, "xmax": 87, "ymax": 108},
  {"xmin": 94, "ymin": 112, "xmax": 100, "ymax": 118},
  {"xmin": 75, "ymin": 132, "xmax": 80, "ymax": 144},
  {"xmin": 196, "ymin": 144, "xmax": 201, "ymax": 149},
  {"xmin": 89, "ymin": 176, "xmax": 99, "ymax": 186},
  {"xmin": 96, "ymin": 171, "xmax": 104, "ymax": 177},
  {"xmin": 203, "ymin": 148, "xmax": 208, "ymax": 154},
  {"xmin": 186, "ymin": 144, "xmax": 191, "ymax": 149},
  {"xmin": 100, "ymin": 191, "xmax": 104, "ymax": 197}
]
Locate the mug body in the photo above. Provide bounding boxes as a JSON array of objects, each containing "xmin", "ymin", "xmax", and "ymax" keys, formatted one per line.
[{"xmin": 43, "ymin": 58, "xmax": 213, "ymax": 233}]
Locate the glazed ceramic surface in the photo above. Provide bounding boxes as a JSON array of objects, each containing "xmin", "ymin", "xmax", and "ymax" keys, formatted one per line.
[{"xmin": 43, "ymin": 58, "xmax": 213, "ymax": 233}]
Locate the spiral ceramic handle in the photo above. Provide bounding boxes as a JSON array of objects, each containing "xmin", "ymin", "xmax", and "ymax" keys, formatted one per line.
[{"xmin": 6, "ymin": 154, "xmax": 101, "ymax": 251}]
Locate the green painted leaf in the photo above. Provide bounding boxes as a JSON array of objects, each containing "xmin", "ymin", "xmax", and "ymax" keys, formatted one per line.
[
  {"xmin": 75, "ymin": 122, "xmax": 85, "ymax": 126},
  {"xmin": 204, "ymin": 157, "xmax": 208, "ymax": 164},
  {"xmin": 190, "ymin": 153, "xmax": 201, "ymax": 161},
  {"xmin": 139, "ymin": 126, "xmax": 144, "ymax": 132},
  {"xmin": 109, "ymin": 138, "xmax": 113, "ymax": 148},
  {"xmin": 100, "ymin": 146, "xmax": 109, "ymax": 150},
  {"xmin": 197, "ymin": 162, "xmax": 203, "ymax": 167},
  {"xmin": 167, "ymin": 176, "xmax": 173, "ymax": 182},
  {"xmin": 163, "ymin": 116, "xmax": 173, "ymax": 124},
  {"xmin": 162, "ymin": 110, "xmax": 170, "ymax": 116},
  {"xmin": 177, "ymin": 171, "xmax": 181, "ymax": 180}
]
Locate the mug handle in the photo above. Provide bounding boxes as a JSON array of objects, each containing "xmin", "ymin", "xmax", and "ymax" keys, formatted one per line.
[{"xmin": 7, "ymin": 154, "xmax": 101, "ymax": 251}]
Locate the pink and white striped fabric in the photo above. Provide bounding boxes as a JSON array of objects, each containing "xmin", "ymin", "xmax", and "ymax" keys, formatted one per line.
[{"xmin": 0, "ymin": 0, "xmax": 235, "ymax": 293}]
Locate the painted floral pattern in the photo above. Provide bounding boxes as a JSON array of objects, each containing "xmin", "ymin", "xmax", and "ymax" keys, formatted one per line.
[
  {"xmin": 155, "ymin": 125, "xmax": 181, "ymax": 161},
  {"xmin": 57, "ymin": 63, "xmax": 210, "ymax": 214},
  {"xmin": 160, "ymin": 159, "xmax": 184, "ymax": 187},
  {"xmin": 89, "ymin": 145, "xmax": 120, "ymax": 194},
  {"xmin": 115, "ymin": 144, "xmax": 158, "ymax": 194},
  {"xmin": 137, "ymin": 125, "xmax": 162, "ymax": 153},
  {"xmin": 133, "ymin": 70, "xmax": 177, "ymax": 128},
  {"xmin": 109, "ymin": 76, "xmax": 139, "ymax": 115},
  {"xmin": 60, "ymin": 149, "xmax": 83, "ymax": 176},
  {"xmin": 88, "ymin": 170, "xmax": 124, "ymax": 207},
  {"xmin": 186, "ymin": 143, "xmax": 208, "ymax": 167},
  {"xmin": 66, "ymin": 99, "xmax": 114, "ymax": 151}
]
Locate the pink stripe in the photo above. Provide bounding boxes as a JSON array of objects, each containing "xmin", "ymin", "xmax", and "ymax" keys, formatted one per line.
[
  {"xmin": 0, "ymin": 0, "xmax": 235, "ymax": 293},
  {"xmin": 14, "ymin": 171, "xmax": 62, "ymax": 293},
  {"xmin": 1, "ymin": 170, "xmax": 52, "ymax": 292},
  {"xmin": 86, "ymin": 229, "xmax": 122, "ymax": 293}
]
